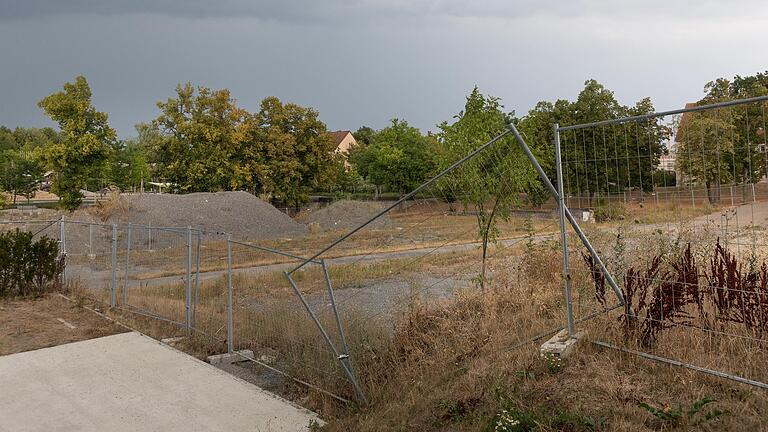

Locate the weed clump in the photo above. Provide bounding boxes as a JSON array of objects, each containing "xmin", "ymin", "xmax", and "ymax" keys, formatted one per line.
[{"xmin": 584, "ymin": 239, "xmax": 768, "ymax": 346}]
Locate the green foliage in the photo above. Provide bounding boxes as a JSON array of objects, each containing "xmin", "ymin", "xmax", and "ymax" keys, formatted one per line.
[
  {"xmin": 592, "ymin": 197, "xmax": 626, "ymax": 222},
  {"xmin": 151, "ymin": 85, "xmax": 340, "ymax": 207},
  {"xmin": 153, "ymin": 83, "xmax": 249, "ymax": 192},
  {"xmin": 0, "ymin": 126, "xmax": 61, "ymax": 203},
  {"xmin": 677, "ymin": 72, "xmax": 768, "ymax": 204},
  {"xmin": 2, "ymin": 152, "xmax": 43, "ymax": 202},
  {"xmin": 352, "ymin": 125, "xmax": 377, "ymax": 146},
  {"xmin": 519, "ymin": 80, "xmax": 669, "ymax": 201},
  {"xmin": 0, "ymin": 230, "xmax": 64, "ymax": 297},
  {"xmin": 250, "ymin": 96, "xmax": 340, "ymax": 208},
  {"xmin": 37, "ymin": 76, "xmax": 116, "ymax": 210},
  {"xmin": 437, "ymin": 87, "xmax": 541, "ymax": 290},
  {"xmin": 652, "ymin": 169, "xmax": 676, "ymax": 187},
  {"xmin": 637, "ymin": 396, "xmax": 727, "ymax": 428},
  {"xmin": 349, "ymin": 119, "xmax": 437, "ymax": 197},
  {"xmin": 105, "ymin": 139, "xmax": 151, "ymax": 191}
]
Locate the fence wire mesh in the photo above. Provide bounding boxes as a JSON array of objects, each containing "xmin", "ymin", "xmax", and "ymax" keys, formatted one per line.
[
  {"xmin": 282, "ymin": 126, "xmax": 594, "ymax": 400},
  {"xmin": 558, "ymin": 96, "xmax": 768, "ymax": 388}
]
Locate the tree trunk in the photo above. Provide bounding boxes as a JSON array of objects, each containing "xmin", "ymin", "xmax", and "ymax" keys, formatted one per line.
[{"xmin": 479, "ymin": 196, "xmax": 500, "ymax": 292}]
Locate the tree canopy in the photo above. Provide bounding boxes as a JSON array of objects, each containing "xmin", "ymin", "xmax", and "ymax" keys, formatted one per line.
[
  {"xmin": 437, "ymin": 87, "xmax": 541, "ymax": 289},
  {"xmin": 37, "ymin": 75, "xmax": 116, "ymax": 210},
  {"xmin": 520, "ymin": 80, "xmax": 670, "ymax": 202},
  {"xmin": 348, "ymin": 119, "xmax": 437, "ymax": 197},
  {"xmin": 150, "ymin": 84, "xmax": 340, "ymax": 207}
]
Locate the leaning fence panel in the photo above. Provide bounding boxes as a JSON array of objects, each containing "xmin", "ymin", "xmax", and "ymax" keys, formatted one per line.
[
  {"xmin": 227, "ymin": 240, "xmax": 352, "ymax": 402},
  {"xmin": 282, "ymin": 127, "xmax": 591, "ymax": 402},
  {"xmin": 557, "ymin": 95, "xmax": 768, "ymax": 388}
]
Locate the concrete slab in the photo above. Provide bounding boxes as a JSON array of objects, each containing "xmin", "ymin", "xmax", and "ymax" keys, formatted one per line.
[{"xmin": 0, "ymin": 332, "xmax": 321, "ymax": 432}]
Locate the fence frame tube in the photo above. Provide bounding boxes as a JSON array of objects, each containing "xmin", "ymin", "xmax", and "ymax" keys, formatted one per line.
[
  {"xmin": 554, "ymin": 124, "xmax": 576, "ymax": 336},
  {"xmin": 284, "ymin": 272, "xmax": 367, "ymax": 404},
  {"xmin": 591, "ymin": 339, "xmax": 768, "ymax": 390},
  {"xmin": 111, "ymin": 224, "xmax": 117, "ymax": 307},
  {"xmin": 123, "ymin": 222, "xmax": 132, "ymax": 305},
  {"xmin": 59, "ymin": 217, "xmax": 66, "ymax": 281},
  {"xmin": 185, "ymin": 226, "xmax": 192, "ymax": 333},
  {"xmin": 226, "ymin": 235, "xmax": 234, "ymax": 354},
  {"xmin": 320, "ymin": 259, "xmax": 358, "ymax": 384}
]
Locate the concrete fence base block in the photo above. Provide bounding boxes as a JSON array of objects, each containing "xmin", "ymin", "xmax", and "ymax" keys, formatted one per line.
[
  {"xmin": 208, "ymin": 350, "xmax": 254, "ymax": 366},
  {"xmin": 160, "ymin": 336, "xmax": 186, "ymax": 345},
  {"xmin": 540, "ymin": 329, "xmax": 582, "ymax": 359}
]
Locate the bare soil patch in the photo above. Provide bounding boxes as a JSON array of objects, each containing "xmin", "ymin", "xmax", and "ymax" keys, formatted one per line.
[{"xmin": 0, "ymin": 294, "xmax": 126, "ymax": 356}]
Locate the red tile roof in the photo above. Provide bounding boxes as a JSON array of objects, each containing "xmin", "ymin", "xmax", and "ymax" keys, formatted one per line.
[{"xmin": 328, "ymin": 130, "xmax": 352, "ymax": 146}]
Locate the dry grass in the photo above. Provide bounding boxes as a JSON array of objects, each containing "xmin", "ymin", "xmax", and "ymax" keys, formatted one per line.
[
  {"xmin": 0, "ymin": 293, "xmax": 126, "ymax": 355},
  {"xmin": 86, "ymin": 189, "xmax": 127, "ymax": 222},
  {"xmin": 62, "ymin": 199, "xmax": 768, "ymax": 430}
]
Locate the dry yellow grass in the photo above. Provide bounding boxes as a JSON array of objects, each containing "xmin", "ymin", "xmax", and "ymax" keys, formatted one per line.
[{"xmin": 70, "ymin": 200, "xmax": 768, "ymax": 430}]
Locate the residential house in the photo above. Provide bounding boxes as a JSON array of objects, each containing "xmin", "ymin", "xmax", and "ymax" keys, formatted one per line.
[{"xmin": 328, "ymin": 130, "xmax": 358, "ymax": 166}]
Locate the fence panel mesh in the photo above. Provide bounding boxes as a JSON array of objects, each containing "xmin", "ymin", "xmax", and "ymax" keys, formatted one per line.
[{"xmin": 558, "ymin": 96, "xmax": 768, "ymax": 387}]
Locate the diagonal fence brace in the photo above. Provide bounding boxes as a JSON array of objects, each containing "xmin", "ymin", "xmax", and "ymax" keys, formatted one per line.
[
  {"xmin": 509, "ymin": 123, "xmax": 625, "ymax": 305},
  {"xmin": 284, "ymin": 272, "xmax": 368, "ymax": 404}
]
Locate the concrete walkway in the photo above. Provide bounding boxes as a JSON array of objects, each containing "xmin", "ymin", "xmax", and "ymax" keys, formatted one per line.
[{"xmin": 0, "ymin": 332, "xmax": 321, "ymax": 432}]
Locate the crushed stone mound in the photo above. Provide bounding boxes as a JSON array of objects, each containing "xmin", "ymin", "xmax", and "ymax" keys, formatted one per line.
[
  {"xmin": 298, "ymin": 200, "xmax": 392, "ymax": 232},
  {"xmin": 118, "ymin": 191, "xmax": 308, "ymax": 240}
]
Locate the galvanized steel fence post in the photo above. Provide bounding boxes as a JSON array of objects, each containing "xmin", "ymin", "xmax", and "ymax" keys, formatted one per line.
[
  {"xmin": 554, "ymin": 124, "xmax": 575, "ymax": 336},
  {"xmin": 123, "ymin": 222, "xmax": 132, "ymax": 306},
  {"xmin": 321, "ymin": 259, "xmax": 359, "ymax": 386},
  {"xmin": 88, "ymin": 223, "xmax": 94, "ymax": 258},
  {"xmin": 226, "ymin": 235, "xmax": 234, "ymax": 354},
  {"xmin": 59, "ymin": 216, "xmax": 66, "ymax": 282},
  {"xmin": 186, "ymin": 226, "xmax": 192, "ymax": 333},
  {"xmin": 111, "ymin": 223, "xmax": 117, "ymax": 307},
  {"xmin": 192, "ymin": 229, "xmax": 201, "ymax": 328}
]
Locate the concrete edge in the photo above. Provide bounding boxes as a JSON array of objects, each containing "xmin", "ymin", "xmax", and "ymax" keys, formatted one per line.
[
  {"xmin": 0, "ymin": 330, "xmax": 131, "ymax": 360},
  {"xmin": 51, "ymin": 294, "xmax": 325, "ymax": 424},
  {"xmin": 142, "ymin": 332, "xmax": 324, "ymax": 423}
]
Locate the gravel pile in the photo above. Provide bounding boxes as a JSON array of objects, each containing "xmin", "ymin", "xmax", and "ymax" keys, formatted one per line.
[
  {"xmin": 118, "ymin": 192, "xmax": 308, "ymax": 240},
  {"xmin": 298, "ymin": 200, "xmax": 392, "ymax": 232}
]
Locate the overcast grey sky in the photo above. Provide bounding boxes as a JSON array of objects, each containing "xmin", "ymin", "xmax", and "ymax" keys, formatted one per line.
[{"xmin": 1, "ymin": 0, "xmax": 766, "ymax": 138}]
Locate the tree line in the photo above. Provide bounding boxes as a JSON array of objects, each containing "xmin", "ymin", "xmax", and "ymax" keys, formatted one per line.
[{"xmin": 2, "ymin": 72, "xmax": 767, "ymax": 210}]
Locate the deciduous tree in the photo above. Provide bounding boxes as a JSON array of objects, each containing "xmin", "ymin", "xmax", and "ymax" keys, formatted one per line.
[{"xmin": 37, "ymin": 76, "xmax": 116, "ymax": 210}]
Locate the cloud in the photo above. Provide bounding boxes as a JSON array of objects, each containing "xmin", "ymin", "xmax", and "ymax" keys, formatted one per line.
[{"xmin": 3, "ymin": 0, "xmax": 766, "ymax": 23}]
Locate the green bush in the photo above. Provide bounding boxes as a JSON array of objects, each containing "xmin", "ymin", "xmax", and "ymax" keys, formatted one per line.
[
  {"xmin": 592, "ymin": 198, "xmax": 626, "ymax": 223},
  {"xmin": 0, "ymin": 230, "xmax": 64, "ymax": 297}
]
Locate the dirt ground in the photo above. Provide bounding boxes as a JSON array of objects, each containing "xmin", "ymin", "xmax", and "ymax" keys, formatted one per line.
[{"xmin": 0, "ymin": 294, "xmax": 126, "ymax": 356}]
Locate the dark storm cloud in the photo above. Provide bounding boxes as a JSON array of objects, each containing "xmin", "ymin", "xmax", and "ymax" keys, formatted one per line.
[
  {"xmin": 1, "ymin": 0, "xmax": 767, "ymax": 138},
  {"xmin": 2, "ymin": 0, "xmax": 764, "ymax": 22},
  {"xmin": 0, "ymin": 0, "xmax": 423, "ymax": 22}
]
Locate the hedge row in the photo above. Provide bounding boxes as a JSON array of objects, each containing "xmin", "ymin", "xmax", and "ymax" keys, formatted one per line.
[{"xmin": 0, "ymin": 230, "xmax": 64, "ymax": 297}]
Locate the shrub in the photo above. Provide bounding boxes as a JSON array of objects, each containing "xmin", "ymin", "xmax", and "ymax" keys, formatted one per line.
[
  {"xmin": 0, "ymin": 229, "xmax": 64, "ymax": 297},
  {"xmin": 592, "ymin": 199, "xmax": 626, "ymax": 223}
]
